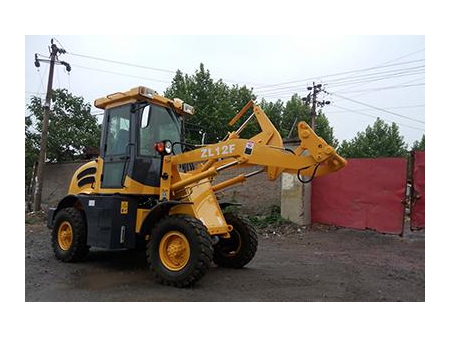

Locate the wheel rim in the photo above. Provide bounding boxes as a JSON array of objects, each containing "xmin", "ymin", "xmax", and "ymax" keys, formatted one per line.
[
  {"xmin": 159, "ymin": 231, "xmax": 190, "ymax": 271},
  {"xmin": 57, "ymin": 221, "xmax": 73, "ymax": 251}
]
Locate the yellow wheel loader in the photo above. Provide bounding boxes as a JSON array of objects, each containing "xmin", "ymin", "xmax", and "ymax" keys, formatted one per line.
[{"xmin": 47, "ymin": 86, "xmax": 347, "ymax": 287}]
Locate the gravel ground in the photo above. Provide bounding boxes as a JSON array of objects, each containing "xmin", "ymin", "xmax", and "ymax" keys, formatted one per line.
[{"xmin": 25, "ymin": 213, "xmax": 424, "ymax": 302}]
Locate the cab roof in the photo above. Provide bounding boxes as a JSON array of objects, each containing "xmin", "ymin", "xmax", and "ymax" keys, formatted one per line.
[{"xmin": 94, "ymin": 86, "xmax": 194, "ymax": 116}]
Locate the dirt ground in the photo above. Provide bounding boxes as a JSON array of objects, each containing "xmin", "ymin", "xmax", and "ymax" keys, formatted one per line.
[{"xmin": 25, "ymin": 213, "xmax": 424, "ymax": 302}]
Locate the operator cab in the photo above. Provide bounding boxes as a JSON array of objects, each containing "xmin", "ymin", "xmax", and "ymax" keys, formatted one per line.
[{"xmin": 95, "ymin": 87, "xmax": 193, "ymax": 189}]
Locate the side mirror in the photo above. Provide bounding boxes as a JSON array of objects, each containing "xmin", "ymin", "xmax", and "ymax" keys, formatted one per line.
[{"xmin": 141, "ymin": 105, "xmax": 150, "ymax": 128}]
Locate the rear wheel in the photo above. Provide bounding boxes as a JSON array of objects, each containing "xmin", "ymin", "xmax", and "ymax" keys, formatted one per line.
[
  {"xmin": 146, "ymin": 215, "xmax": 213, "ymax": 287},
  {"xmin": 213, "ymin": 213, "xmax": 258, "ymax": 268},
  {"xmin": 51, "ymin": 207, "xmax": 89, "ymax": 262}
]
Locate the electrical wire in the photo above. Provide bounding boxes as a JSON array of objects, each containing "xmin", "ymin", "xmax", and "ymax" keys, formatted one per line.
[
  {"xmin": 258, "ymin": 72, "xmax": 424, "ymax": 100},
  {"xmin": 257, "ymin": 66, "xmax": 424, "ymax": 96},
  {"xmin": 68, "ymin": 52, "xmax": 177, "ymax": 74},
  {"xmin": 253, "ymin": 59, "xmax": 424, "ymax": 90},
  {"xmin": 378, "ymin": 48, "xmax": 425, "ymax": 66},
  {"xmin": 326, "ymin": 104, "xmax": 425, "ymax": 114},
  {"xmin": 330, "ymin": 93, "xmax": 424, "ymax": 124},
  {"xmin": 333, "ymin": 83, "xmax": 424, "ymax": 94},
  {"xmin": 71, "ymin": 63, "xmax": 172, "ymax": 84},
  {"xmin": 331, "ymin": 104, "xmax": 424, "ymax": 131},
  {"xmin": 68, "ymin": 51, "xmax": 265, "ymax": 87}
]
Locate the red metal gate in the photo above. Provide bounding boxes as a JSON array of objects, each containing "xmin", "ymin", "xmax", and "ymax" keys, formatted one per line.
[
  {"xmin": 410, "ymin": 151, "xmax": 425, "ymax": 229},
  {"xmin": 311, "ymin": 158, "xmax": 408, "ymax": 235}
]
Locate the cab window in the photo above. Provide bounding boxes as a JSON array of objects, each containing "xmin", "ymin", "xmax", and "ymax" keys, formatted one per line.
[
  {"xmin": 139, "ymin": 104, "xmax": 181, "ymax": 156},
  {"xmin": 105, "ymin": 105, "xmax": 130, "ymax": 156}
]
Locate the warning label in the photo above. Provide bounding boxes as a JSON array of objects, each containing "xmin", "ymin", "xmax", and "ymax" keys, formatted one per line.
[{"xmin": 244, "ymin": 141, "xmax": 255, "ymax": 155}]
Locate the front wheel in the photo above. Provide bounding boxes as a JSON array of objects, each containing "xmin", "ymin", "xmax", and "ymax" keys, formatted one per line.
[
  {"xmin": 146, "ymin": 215, "xmax": 213, "ymax": 287},
  {"xmin": 51, "ymin": 207, "xmax": 89, "ymax": 262},
  {"xmin": 213, "ymin": 213, "xmax": 258, "ymax": 268}
]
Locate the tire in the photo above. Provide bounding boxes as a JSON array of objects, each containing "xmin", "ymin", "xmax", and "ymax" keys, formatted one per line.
[
  {"xmin": 213, "ymin": 213, "xmax": 258, "ymax": 268},
  {"xmin": 146, "ymin": 215, "xmax": 213, "ymax": 287},
  {"xmin": 51, "ymin": 207, "xmax": 90, "ymax": 262}
]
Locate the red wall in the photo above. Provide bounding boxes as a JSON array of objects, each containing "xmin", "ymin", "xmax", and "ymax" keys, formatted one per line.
[
  {"xmin": 411, "ymin": 151, "xmax": 425, "ymax": 229},
  {"xmin": 312, "ymin": 158, "xmax": 408, "ymax": 235}
]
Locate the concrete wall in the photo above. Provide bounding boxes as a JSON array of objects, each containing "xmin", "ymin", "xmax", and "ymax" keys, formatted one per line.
[
  {"xmin": 40, "ymin": 161, "xmax": 282, "ymax": 215},
  {"xmin": 280, "ymin": 173, "xmax": 310, "ymax": 226},
  {"xmin": 214, "ymin": 166, "xmax": 281, "ymax": 215},
  {"xmin": 41, "ymin": 161, "xmax": 87, "ymax": 207}
]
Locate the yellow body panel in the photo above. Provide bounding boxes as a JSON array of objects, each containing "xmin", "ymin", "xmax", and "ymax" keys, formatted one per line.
[
  {"xmin": 135, "ymin": 208, "xmax": 151, "ymax": 233},
  {"xmin": 169, "ymin": 178, "xmax": 232, "ymax": 236},
  {"xmin": 68, "ymin": 157, "xmax": 159, "ymax": 196}
]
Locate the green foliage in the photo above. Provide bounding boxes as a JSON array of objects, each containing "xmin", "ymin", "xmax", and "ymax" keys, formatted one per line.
[
  {"xmin": 25, "ymin": 89, "xmax": 101, "ymax": 182},
  {"xmin": 164, "ymin": 65, "xmax": 339, "ymax": 147},
  {"xmin": 165, "ymin": 63, "xmax": 256, "ymax": 144},
  {"xmin": 337, "ymin": 118, "xmax": 408, "ymax": 158},
  {"xmin": 282, "ymin": 94, "xmax": 309, "ymax": 137},
  {"xmin": 412, "ymin": 134, "xmax": 425, "ymax": 151},
  {"xmin": 282, "ymin": 94, "xmax": 338, "ymax": 147},
  {"xmin": 247, "ymin": 205, "xmax": 286, "ymax": 228},
  {"xmin": 259, "ymin": 98, "xmax": 283, "ymax": 131}
]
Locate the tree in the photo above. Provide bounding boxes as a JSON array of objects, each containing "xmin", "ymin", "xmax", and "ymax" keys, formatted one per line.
[
  {"xmin": 260, "ymin": 98, "xmax": 283, "ymax": 132},
  {"xmin": 164, "ymin": 65, "xmax": 339, "ymax": 147},
  {"xmin": 411, "ymin": 134, "xmax": 425, "ymax": 151},
  {"xmin": 283, "ymin": 94, "xmax": 338, "ymax": 147},
  {"xmin": 338, "ymin": 118, "xmax": 408, "ymax": 158},
  {"xmin": 25, "ymin": 89, "xmax": 101, "ymax": 182},
  {"xmin": 164, "ymin": 63, "xmax": 256, "ymax": 144}
]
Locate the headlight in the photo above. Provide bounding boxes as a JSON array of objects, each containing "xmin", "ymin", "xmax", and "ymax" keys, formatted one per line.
[
  {"xmin": 154, "ymin": 140, "xmax": 173, "ymax": 155},
  {"xmin": 139, "ymin": 86, "xmax": 156, "ymax": 99},
  {"xmin": 183, "ymin": 103, "xmax": 194, "ymax": 115},
  {"xmin": 164, "ymin": 140, "xmax": 173, "ymax": 154}
]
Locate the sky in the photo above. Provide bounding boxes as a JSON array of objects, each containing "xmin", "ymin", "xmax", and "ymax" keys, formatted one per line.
[{"xmin": 25, "ymin": 35, "xmax": 425, "ymax": 147}]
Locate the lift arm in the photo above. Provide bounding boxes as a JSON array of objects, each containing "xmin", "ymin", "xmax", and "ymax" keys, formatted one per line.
[{"xmin": 158, "ymin": 100, "xmax": 346, "ymax": 201}]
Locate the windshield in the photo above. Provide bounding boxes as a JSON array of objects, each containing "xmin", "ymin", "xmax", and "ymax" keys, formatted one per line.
[{"xmin": 139, "ymin": 104, "xmax": 181, "ymax": 156}]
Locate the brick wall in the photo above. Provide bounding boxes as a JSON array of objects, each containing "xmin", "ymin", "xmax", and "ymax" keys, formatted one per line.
[
  {"xmin": 214, "ymin": 166, "xmax": 281, "ymax": 215},
  {"xmin": 40, "ymin": 161, "xmax": 281, "ymax": 215}
]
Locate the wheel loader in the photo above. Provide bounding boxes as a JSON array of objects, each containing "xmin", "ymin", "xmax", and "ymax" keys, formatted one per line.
[{"xmin": 47, "ymin": 86, "xmax": 347, "ymax": 287}]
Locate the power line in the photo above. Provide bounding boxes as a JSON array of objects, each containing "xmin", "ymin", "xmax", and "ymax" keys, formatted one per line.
[
  {"xmin": 325, "ymin": 49, "xmax": 425, "ymax": 94},
  {"xmin": 378, "ymin": 48, "xmax": 425, "ymax": 66},
  {"xmin": 330, "ymin": 93, "xmax": 425, "ymax": 124},
  {"xmin": 332, "ymin": 104, "xmax": 425, "ymax": 132},
  {"xmin": 253, "ymin": 59, "xmax": 424, "ymax": 90},
  {"xmin": 26, "ymin": 91, "xmax": 46, "ymax": 96},
  {"xmin": 68, "ymin": 51, "xmax": 265, "ymax": 87},
  {"xmin": 332, "ymin": 76, "xmax": 425, "ymax": 102},
  {"xmin": 260, "ymin": 73, "xmax": 424, "ymax": 99},
  {"xmin": 327, "ymin": 104, "xmax": 425, "ymax": 113},
  {"xmin": 261, "ymin": 73, "xmax": 424, "ymax": 98},
  {"xmin": 333, "ymin": 82, "xmax": 424, "ymax": 94},
  {"xmin": 69, "ymin": 52, "xmax": 177, "ymax": 74},
  {"xmin": 321, "ymin": 67, "xmax": 424, "ymax": 87},
  {"xmin": 71, "ymin": 64, "xmax": 172, "ymax": 84},
  {"xmin": 257, "ymin": 70, "xmax": 424, "ymax": 99},
  {"xmin": 257, "ymin": 65, "xmax": 424, "ymax": 96}
]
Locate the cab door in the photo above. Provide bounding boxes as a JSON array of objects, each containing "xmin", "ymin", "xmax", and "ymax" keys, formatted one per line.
[{"xmin": 101, "ymin": 105, "xmax": 132, "ymax": 188}]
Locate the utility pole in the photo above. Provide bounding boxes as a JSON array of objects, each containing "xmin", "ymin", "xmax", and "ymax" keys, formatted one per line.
[
  {"xmin": 298, "ymin": 82, "xmax": 330, "ymax": 226},
  {"xmin": 302, "ymin": 82, "xmax": 330, "ymax": 131},
  {"xmin": 33, "ymin": 39, "xmax": 71, "ymax": 212}
]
